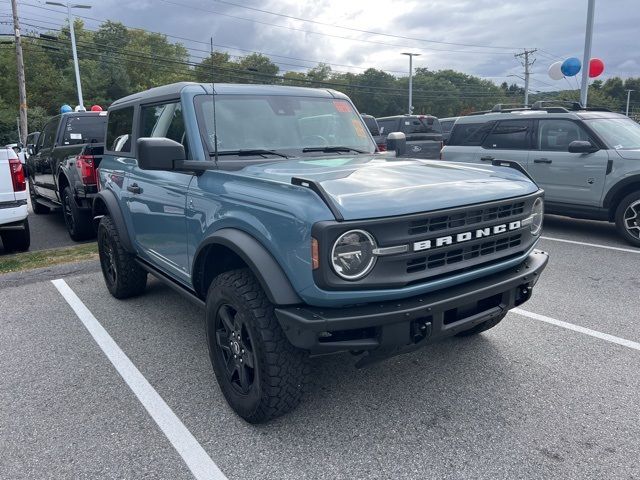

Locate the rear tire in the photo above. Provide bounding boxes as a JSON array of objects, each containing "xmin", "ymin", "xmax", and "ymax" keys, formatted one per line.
[
  {"xmin": 29, "ymin": 182, "xmax": 49, "ymax": 214},
  {"xmin": 455, "ymin": 311, "xmax": 507, "ymax": 337},
  {"xmin": 62, "ymin": 186, "xmax": 94, "ymax": 241},
  {"xmin": 205, "ymin": 268, "xmax": 310, "ymax": 423},
  {"xmin": 614, "ymin": 191, "xmax": 640, "ymax": 247},
  {"xmin": 97, "ymin": 215, "xmax": 147, "ymax": 299},
  {"xmin": 1, "ymin": 218, "xmax": 30, "ymax": 252}
]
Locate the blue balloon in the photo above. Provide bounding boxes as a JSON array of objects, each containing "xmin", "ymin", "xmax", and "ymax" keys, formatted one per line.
[
  {"xmin": 561, "ymin": 57, "xmax": 581, "ymax": 77},
  {"xmin": 60, "ymin": 104, "xmax": 73, "ymax": 113}
]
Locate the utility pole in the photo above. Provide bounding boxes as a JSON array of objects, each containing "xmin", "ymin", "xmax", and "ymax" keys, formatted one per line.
[
  {"xmin": 401, "ymin": 52, "xmax": 420, "ymax": 114},
  {"xmin": 580, "ymin": 0, "xmax": 596, "ymax": 107},
  {"xmin": 11, "ymin": 0, "xmax": 28, "ymax": 145},
  {"xmin": 514, "ymin": 48, "xmax": 536, "ymax": 107},
  {"xmin": 626, "ymin": 89, "xmax": 634, "ymax": 117}
]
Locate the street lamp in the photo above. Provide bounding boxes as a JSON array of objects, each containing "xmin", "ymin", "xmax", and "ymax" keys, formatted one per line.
[
  {"xmin": 401, "ymin": 52, "xmax": 420, "ymax": 115},
  {"xmin": 46, "ymin": 1, "xmax": 92, "ymax": 109}
]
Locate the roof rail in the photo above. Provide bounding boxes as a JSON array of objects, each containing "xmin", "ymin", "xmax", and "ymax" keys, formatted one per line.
[{"xmin": 531, "ymin": 100, "xmax": 612, "ymax": 112}]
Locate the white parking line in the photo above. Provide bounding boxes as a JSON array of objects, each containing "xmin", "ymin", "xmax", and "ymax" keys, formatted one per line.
[
  {"xmin": 512, "ymin": 307, "xmax": 640, "ymax": 352},
  {"xmin": 540, "ymin": 235, "xmax": 640, "ymax": 254},
  {"xmin": 51, "ymin": 279, "xmax": 227, "ymax": 480}
]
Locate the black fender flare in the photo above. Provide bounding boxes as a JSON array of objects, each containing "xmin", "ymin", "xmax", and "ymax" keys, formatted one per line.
[
  {"xmin": 603, "ymin": 175, "xmax": 640, "ymax": 210},
  {"xmin": 92, "ymin": 189, "xmax": 135, "ymax": 253},
  {"xmin": 194, "ymin": 229, "xmax": 302, "ymax": 306}
]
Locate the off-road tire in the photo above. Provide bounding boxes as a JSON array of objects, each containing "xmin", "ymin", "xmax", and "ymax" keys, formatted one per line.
[
  {"xmin": 62, "ymin": 186, "xmax": 94, "ymax": 241},
  {"xmin": 455, "ymin": 311, "xmax": 507, "ymax": 337},
  {"xmin": 205, "ymin": 268, "xmax": 310, "ymax": 423},
  {"xmin": 614, "ymin": 191, "xmax": 640, "ymax": 248},
  {"xmin": 97, "ymin": 215, "xmax": 147, "ymax": 299},
  {"xmin": 29, "ymin": 182, "xmax": 49, "ymax": 214},
  {"xmin": 1, "ymin": 218, "xmax": 30, "ymax": 252}
]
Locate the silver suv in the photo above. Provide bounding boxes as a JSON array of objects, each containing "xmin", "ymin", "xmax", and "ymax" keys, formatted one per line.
[{"xmin": 441, "ymin": 102, "xmax": 640, "ymax": 247}]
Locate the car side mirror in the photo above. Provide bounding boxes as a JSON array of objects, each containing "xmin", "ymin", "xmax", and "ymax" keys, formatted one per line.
[
  {"xmin": 568, "ymin": 140, "xmax": 598, "ymax": 154},
  {"xmin": 137, "ymin": 137, "xmax": 186, "ymax": 171},
  {"xmin": 27, "ymin": 144, "xmax": 35, "ymax": 156},
  {"xmin": 386, "ymin": 132, "xmax": 407, "ymax": 157}
]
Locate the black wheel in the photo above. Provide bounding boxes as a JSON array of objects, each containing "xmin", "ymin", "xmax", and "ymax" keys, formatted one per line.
[
  {"xmin": 97, "ymin": 215, "xmax": 147, "ymax": 299},
  {"xmin": 1, "ymin": 218, "xmax": 30, "ymax": 252},
  {"xmin": 29, "ymin": 182, "xmax": 49, "ymax": 214},
  {"xmin": 205, "ymin": 268, "xmax": 310, "ymax": 423},
  {"xmin": 615, "ymin": 191, "xmax": 640, "ymax": 247},
  {"xmin": 455, "ymin": 311, "xmax": 507, "ymax": 337},
  {"xmin": 62, "ymin": 186, "xmax": 94, "ymax": 241}
]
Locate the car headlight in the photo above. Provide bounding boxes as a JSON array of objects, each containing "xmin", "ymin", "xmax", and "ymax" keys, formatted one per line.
[
  {"xmin": 531, "ymin": 197, "xmax": 544, "ymax": 235},
  {"xmin": 331, "ymin": 229, "xmax": 377, "ymax": 280}
]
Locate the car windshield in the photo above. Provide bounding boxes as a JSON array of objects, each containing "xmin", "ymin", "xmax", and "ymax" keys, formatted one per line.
[
  {"xmin": 195, "ymin": 95, "xmax": 376, "ymax": 157},
  {"xmin": 586, "ymin": 117, "xmax": 640, "ymax": 150}
]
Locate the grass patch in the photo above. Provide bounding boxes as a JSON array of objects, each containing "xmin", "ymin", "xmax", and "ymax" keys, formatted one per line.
[{"xmin": 0, "ymin": 243, "xmax": 98, "ymax": 274}]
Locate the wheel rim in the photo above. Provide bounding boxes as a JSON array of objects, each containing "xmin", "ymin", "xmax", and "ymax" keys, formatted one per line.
[
  {"xmin": 213, "ymin": 304, "xmax": 257, "ymax": 395},
  {"xmin": 623, "ymin": 200, "xmax": 640, "ymax": 239},
  {"xmin": 99, "ymin": 230, "xmax": 117, "ymax": 286},
  {"xmin": 63, "ymin": 193, "xmax": 75, "ymax": 233}
]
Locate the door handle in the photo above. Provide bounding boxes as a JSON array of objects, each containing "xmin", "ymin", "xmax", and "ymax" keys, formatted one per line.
[
  {"xmin": 127, "ymin": 183, "xmax": 142, "ymax": 194},
  {"xmin": 480, "ymin": 156, "xmax": 494, "ymax": 162},
  {"xmin": 533, "ymin": 158, "xmax": 552, "ymax": 164}
]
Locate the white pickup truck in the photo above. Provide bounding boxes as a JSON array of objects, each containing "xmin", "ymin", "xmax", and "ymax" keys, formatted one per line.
[{"xmin": 0, "ymin": 147, "xmax": 30, "ymax": 252}]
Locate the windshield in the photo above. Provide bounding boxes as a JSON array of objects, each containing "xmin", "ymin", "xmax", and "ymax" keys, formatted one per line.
[
  {"xmin": 586, "ymin": 117, "xmax": 640, "ymax": 150},
  {"xmin": 194, "ymin": 95, "xmax": 376, "ymax": 157}
]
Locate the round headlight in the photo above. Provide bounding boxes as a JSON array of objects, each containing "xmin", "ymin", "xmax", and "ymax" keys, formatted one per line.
[
  {"xmin": 531, "ymin": 197, "xmax": 544, "ymax": 235},
  {"xmin": 331, "ymin": 229, "xmax": 377, "ymax": 280}
]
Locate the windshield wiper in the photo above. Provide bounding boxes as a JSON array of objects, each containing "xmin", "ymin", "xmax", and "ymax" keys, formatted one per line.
[
  {"xmin": 216, "ymin": 149, "xmax": 289, "ymax": 158},
  {"xmin": 302, "ymin": 146, "xmax": 367, "ymax": 154}
]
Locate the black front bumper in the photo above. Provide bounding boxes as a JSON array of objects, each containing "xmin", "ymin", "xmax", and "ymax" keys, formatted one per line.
[{"xmin": 275, "ymin": 250, "xmax": 548, "ymax": 357}]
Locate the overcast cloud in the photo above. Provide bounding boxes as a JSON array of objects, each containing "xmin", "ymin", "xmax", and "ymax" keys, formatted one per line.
[{"xmin": 15, "ymin": 0, "xmax": 640, "ymax": 90}]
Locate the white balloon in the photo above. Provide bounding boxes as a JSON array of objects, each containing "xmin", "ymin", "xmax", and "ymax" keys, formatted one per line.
[{"xmin": 548, "ymin": 61, "xmax": 564, "ymax": 81}]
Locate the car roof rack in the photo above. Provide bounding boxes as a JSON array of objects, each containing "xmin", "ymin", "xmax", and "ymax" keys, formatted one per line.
[
  {"xmin": 466, "ymin": 101, "xmax": 612, "ymax": 116},
  {"xmin": 466, "ymin": 103, "xmax": 531, "ymax": 115}
]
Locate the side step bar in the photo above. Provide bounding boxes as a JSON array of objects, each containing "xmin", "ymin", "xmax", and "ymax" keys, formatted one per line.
[{"xmin": 135, "ymin": 258, "xmax": 205, "ymax": 309}]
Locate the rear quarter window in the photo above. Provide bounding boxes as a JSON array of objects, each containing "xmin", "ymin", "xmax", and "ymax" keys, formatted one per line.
[
  {"xmin": 448, "ymin": 122, "xmax": 495, "ymax": 146},
  {"xmin": 106, "ymin": 107, "xmax": 134, "ymax": 153},
  {"xmin": 482, "ymin": 120, "xmax": 532, "ymax": 150}
]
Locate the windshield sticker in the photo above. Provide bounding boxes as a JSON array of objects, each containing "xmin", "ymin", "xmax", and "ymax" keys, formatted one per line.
[
  {"xmin": 614, "ymin": 144, "xmax": 623, "ymax": 150},
  {"xmin": 333, "ymin": 100, "xmax": 352, "ymax": 113},
  {"xmin": 352, "ymin": 119, "xmax": 367, "ymax": 138},
  {"xmin": 69, "ymin": 133, "xmax": 82, "ymax": 139},
  {"xmin": 404, "ymin": 121, "xmax": 411, "ymax": 125}
]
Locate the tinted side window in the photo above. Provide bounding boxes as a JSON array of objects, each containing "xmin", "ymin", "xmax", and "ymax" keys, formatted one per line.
[
  {"xmin": 141, "ymin": 102, "xmax": 188, "ymax": 157},
  {"xmin": 39, "ymin": 119, "xmax": 59, "ymax": 149},
  {"xmin": 448, "ymin": 122, "xmax": 494, "ymax": 146},
  {"xmin": 483, "ymin": 120, "xmax": 532, "ymax": 150},
  {"xmin": 537, "ymin": 119, "xmax": 591, "ymax": 151},
  {"xmin": 361, "ymin": 116, "xmax": 379, "ymax": 136},
  {"xmin": 440, "ymin": 120, "xmax": 455, "ymax": 133},
  {"xmin": 106, "ymin": 107, "xmax": 134, "ymax": 153},
  {"xmin": 377, "ymin": 119, "xmax": 397, "ymax": 135},
  {"xmin": 62, "ymin": 115, "xmax": 107, "ymax": 145}
]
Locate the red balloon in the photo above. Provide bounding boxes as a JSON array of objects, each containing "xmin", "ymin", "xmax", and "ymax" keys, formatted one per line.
[
  {"xmin": 589, "ymin": 58, "xmax": 604, "ymax": 78},
  {"xmin": 90, "ymin": 105, "xmax": 103, "ymax": 112}
]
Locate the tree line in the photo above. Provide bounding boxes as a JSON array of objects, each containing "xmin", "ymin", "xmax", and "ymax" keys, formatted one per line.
[{"xmin": 0, "ymin": 19, "xmax": 637, "ymax": 144}]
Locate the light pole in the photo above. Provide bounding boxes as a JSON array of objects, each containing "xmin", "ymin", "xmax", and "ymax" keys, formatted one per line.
[
  {"xmin": 579, "ymin": 0, "xmax": 596, "ymax": 107},
  {"xmin": 46, "ymin": 2, "xmax": 91, "ymax": 109},
  {"xmin": 401, "ymin": 52, "xmax": 420, "ymax": 114},
  {"xmin": 625, "ymin": 89, "xmax": 634, "ymax": 117}
]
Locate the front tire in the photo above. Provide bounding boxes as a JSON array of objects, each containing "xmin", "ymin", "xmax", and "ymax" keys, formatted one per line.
[
  {"xmin": 62, "ymin": 186, "xmax": 94, "ymax": 241},
  {"xmin": 455, "ymin": 311, "xmax": 507, "ymax": 337},
  {"xmin": 615, "ymin": 191, "xmax": 640, "ymax": 247},
  {"xmin": 1, "ymin": 218, "xmax": 30, "ymax": 252},
  {"xmin": 205, "ymin": 268, "xmax": 310, "ymax": 423},
  {"xmin": 97, "ymin": 216, "xmax": 147, "ymax": 298}
]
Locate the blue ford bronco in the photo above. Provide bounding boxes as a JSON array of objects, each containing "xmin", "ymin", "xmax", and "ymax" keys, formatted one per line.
[{"xmin": 94, "ymin": 82, "xmax": 548, "ymax": 422}]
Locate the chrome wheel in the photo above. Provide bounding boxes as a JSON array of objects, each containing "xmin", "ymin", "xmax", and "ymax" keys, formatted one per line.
[{"xmin": 623, "ymin": 200, "xmax": 640, "ymax": 239}]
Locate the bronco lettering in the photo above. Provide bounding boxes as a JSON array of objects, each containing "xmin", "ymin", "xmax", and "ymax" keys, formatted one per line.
[{"xmin": 413, "ymin": 220, "xmax": 522, "ymax": 252}]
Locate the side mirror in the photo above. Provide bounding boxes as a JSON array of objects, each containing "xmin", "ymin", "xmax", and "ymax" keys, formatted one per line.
[
  {"xmin": 27, "ymin": 144, "xmax": 36, "ymax": 156},
  {"xmin": 568, "ymin": 140, "xmax": 598, "ymax": 154},
  {"xmin": 386, "ymin": 132, "xmax": 407, "ymax": 157},
  {"xmin": 137, "ymin": 137, "xmax": 185, "ymax": 171}
]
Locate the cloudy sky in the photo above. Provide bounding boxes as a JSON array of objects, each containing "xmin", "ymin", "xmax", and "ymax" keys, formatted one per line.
[{"xmin": 13, "ymin": 0, "xmax": 640, "ymax": 91}]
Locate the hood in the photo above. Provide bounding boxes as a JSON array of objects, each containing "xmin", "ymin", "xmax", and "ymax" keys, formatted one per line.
[
  {"xmin": 615, "ymin": 149, "xmax": 640, "ymax": 160},
  {"xmin": 239, "ymin": 156, "xmax": 538, "ymax": 220}
]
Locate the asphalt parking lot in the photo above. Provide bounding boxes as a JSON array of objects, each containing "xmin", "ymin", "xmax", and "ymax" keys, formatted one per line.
[{"xmin": 1, "ymin": 216, "xmax": 639, "ymax": 479}]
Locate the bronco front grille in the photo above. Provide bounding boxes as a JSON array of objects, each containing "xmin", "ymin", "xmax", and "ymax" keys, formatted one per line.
[
  {"xmin": 408, "ymin": 201, "xmax": 525, "ymax": 235},
  {"xmin": 406, "ymin": 234, "xmax": 523, "ymax": 273}
]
